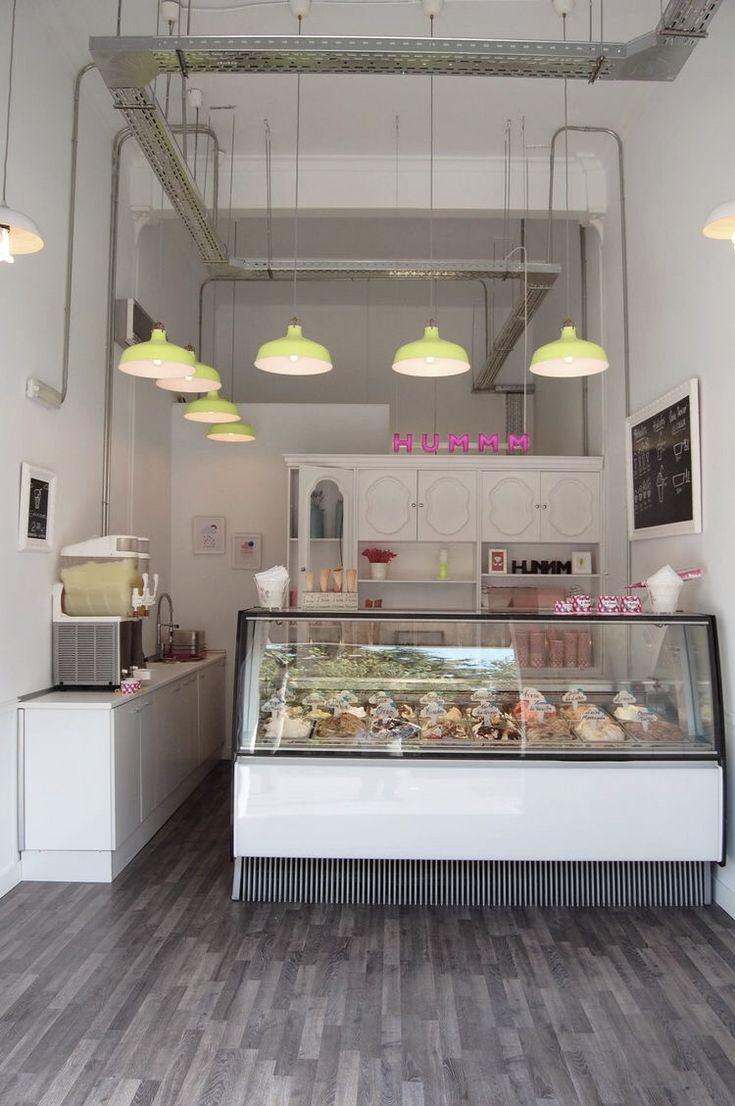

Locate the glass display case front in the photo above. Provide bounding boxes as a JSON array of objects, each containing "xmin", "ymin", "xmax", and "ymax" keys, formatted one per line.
[{"xmin": 233, "ymin": 611, "xmax": 723, "ymax": 761}]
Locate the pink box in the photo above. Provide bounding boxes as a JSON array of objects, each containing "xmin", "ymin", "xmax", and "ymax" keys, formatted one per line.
[
  {"xmin": 573, "ymin": 594, "xmax": 592, "ymax": 613},
  {"xmin": 596, "ymin": 595, "xmax": 620, "ymax": 614},
  {"xmin": 554, "ymin": 598, "xmax": 575, "ymax": 614},
  {"xmin": 621, "ymin": 595, "xmax": 643, "ymax": 614}
]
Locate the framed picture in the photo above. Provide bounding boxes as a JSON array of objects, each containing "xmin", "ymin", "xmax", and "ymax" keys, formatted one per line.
[
  {"xmin": 625, "ymin": 378, "xmax": 702, "ymax": 540},
  {"xmin": 192, "ymin": 515, "xmax": 226, "ymax": 554},
  {"xmin": 487, "ymin": 548, "xmax": 507, "ymax": 575},
  {"xmin": 232, "ymin": 532, "xmax": 262, "ymax": 570},
  {"xmin": 18, "ymin": 462, "xmax": 56, "ymax": 552},
  {"xmin": 571, "ymin": 551, "xmax": 592, "ymax": 575}
]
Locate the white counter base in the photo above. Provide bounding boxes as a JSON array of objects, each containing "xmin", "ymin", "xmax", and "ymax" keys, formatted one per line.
[
  {"xmin": 234, "ymin": 757, "xmax": 723, "ymax": 862},
  {"xmin": 23, "ymin": 756, "xmax": 219, "ymax": 883}
]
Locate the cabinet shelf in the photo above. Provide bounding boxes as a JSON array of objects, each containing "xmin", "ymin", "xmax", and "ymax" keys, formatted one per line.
[
  {"xmin": 359, "ymin": 578, "xmax": 476, "ymax": 585},
  {"xmin": 482, "ymin": 573, "xmax": 601, "ymax": 580}
]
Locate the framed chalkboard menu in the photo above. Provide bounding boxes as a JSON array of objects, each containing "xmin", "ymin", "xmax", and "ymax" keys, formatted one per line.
[
  {"xmin": 18, "ymin": 461, "xmax": 56, "ymax": 552},
  {"xmin": 625, "ymin": 378, "xmax": 701, "ymax": 540}
]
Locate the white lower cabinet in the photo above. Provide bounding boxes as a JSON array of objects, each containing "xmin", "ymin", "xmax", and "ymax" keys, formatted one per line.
[{"xmin": 20, "ymin": 655, "xmax": 225, "ymax": 883}]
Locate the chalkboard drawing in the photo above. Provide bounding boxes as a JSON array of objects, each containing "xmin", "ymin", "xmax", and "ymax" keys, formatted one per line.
[
  {"xmin": 656, "ymin": 467, "xmax": 668, "ymax": 504},
  {"xmin": 673, "ymin": 439, "xmax": 690, "ymax": 460},
  {"xmin": 656, "ymin": 436, "xmax": 665, "ymax": 461},
  {"xmin": 672, "ymin": 469, "xmax": 691, "ymax": 491}
]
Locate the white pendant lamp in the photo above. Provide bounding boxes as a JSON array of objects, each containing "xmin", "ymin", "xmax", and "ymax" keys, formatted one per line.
[
  {"xmin": 254, "ymin": 14, "xmax": 332, "ymax": 376},
  {"xmin": 702, "ymin": 201, "xmax": 735, "ymax": 249},
  {"xmin": 118, "ymin": 324, "xmax": 195, "ymax": 379},
  {"xmin": 530, "ymin": 11, "xmax": 608, "ymax": 380},
  {"xmin": 392, "ymin": 12, "xmax": 469, "ymax": 378},
  {"xmin": 0, "ymin": 0, "xmax": 44, "ymax": 263}
]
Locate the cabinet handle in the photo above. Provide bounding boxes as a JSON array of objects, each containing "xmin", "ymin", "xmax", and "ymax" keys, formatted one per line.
[
  {"xmin": 541, "ymin": 503, "xmax": 548, "ymax": 510},
  {"xmin": 410, "ymin": 502, "xmax": 417, "ymax": 508},
  {"xmin": 418, "ymin": 502, "xmax": 425, "ymax": 508},
  {"xmin": 534, "ymin": 503, "xmax": 540, "ymax": 509}
]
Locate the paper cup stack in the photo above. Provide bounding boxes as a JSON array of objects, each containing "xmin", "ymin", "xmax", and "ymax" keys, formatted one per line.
[
  {"xmin": 645, "ymin": 564, "xmax": 683, "ymax": 613},
  {"xmin": 254, "ymin": 565, "xmax": 290, "ymax": 609}
]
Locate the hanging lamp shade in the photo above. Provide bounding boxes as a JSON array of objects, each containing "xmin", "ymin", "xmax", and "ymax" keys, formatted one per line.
[
  {"xmin": 118, "ymin": 324, "xmax": 195, "ymax": 380},
  {"xmin": 156, "ymin": 352, "xmax": 222, "ymax": 393},
  {"xmin": 184, "ymin": 390, "xmax": 240, "ymax": 423},
  {"xmin": 392, "ymin": 323, "xmax": 470, "ymax": 378},
  {"xmin": 702, "ymin": 201, "xmax": 735, "ymax": 247},
  {"xmin": 254, "ymin": 319, "xmax": 332, "ymax": 376},
  {"xmin": 530, "ymin": 321, "xmax": 608, "ymax": 378},
  {"xmin": 207, "ymin": 420, "xmax": 256, "ymax": 442},
  {"xmin": 0, "ymin": 205, "xmax": 43, "ymax": 262}
]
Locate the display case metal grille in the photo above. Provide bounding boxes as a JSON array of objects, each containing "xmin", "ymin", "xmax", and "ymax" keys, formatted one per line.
[{"xmin": 232, "ymin": 856, "xmax": 711, "ymax": 907}]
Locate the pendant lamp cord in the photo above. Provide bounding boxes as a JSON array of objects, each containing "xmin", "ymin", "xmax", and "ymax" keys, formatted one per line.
[
  {"xmin": 562, "ymin": 13, "xmax": 571, "ymax": 319},
  {"xmin": 292, "ymin": 16, "xmax": 302, "ymax": 314},
  {"xmin": 2, "ymin": 0, "xmax": 18, "ymax": 204},
  {"xmin": 428, "ymin": 13, "xmax": 435, "ymax": 321},
  {"xmin": 264, "ymin": 119, "xmax": 273, "ymax": 273}
]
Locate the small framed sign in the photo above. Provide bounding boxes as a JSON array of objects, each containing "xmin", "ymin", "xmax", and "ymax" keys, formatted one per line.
[
  {"xmin": 232, "ymin": 532, "xmax": 262, "ymax": 570},
  {"xmin": 192, "ymin": 516, "xmax": 226, "ymax": 554},
  {"xmin": 571, "ymin": 551, "xmax": 592, "ymax": 575},
  {"xmin": 487, "ymin": 548, "xmax": 507, "ymax": 575},
  {"xmin": 625, "ymin": 378, "xmax": 702, "ymax": 540},
  {"xmin": 18, "ymin": 462, "xmax": 56, "ymax": 552}
]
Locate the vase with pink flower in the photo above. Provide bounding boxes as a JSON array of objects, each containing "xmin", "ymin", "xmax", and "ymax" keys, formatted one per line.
[{"xmin": 362, "ymin": 547, "xmax": 397, "ymax": 580}]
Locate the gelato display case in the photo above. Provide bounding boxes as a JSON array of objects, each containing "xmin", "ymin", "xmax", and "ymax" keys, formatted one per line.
[{"xmin": 232, "ymin": 610, "xmax": 725, "ymax": 906}]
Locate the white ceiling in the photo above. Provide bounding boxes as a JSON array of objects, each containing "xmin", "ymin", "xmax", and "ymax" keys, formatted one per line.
[{"xmin": 68, "ymin": 0, "xmax": 705, "ymax": 163}]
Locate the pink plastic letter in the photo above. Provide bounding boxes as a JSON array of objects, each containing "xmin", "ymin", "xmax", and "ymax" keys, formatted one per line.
[
  {"xmin": 508, "ymin": 433, "xmax": 530, "ymax": 453},
  {"xmin": 477, "ymin": 433, "xmax": 499, "ymax": 454},
  {"xmin": 421, "ymin": 433, "xmax": 440, "ymax": 453},
  {"xmin": 448, "ymin": 433, "xmax": 470, "ymax": 453},
  {"xmin": 392, "ymin": 433, "xmax": 413, "ymax": 453}
]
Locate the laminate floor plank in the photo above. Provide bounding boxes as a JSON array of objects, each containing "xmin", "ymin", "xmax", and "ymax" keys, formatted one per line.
[{"xmin": 4, "ymin": 765, "xmax": 735, "ymax": 1104}]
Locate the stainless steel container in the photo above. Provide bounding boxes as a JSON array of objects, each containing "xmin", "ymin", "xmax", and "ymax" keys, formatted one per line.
[{"xmin": 172, "ymin": 629, "xmax": 207, "ymax": 659}]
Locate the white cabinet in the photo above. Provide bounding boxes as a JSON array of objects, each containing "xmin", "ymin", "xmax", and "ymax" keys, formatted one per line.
[
  {"xmin": 358, "ymin": 468, "xmax": 477, "ymax": 542},
  {"xmin": 482, "ymin": 469, "xmax": 600, "ymax": 543},
  {"xmin": 199, "ymin": 658, "xmax": 226, "ymax": 761},
  {"xmin": 20, "ymin": 656, "xmax": 226, "ymax": 883}
]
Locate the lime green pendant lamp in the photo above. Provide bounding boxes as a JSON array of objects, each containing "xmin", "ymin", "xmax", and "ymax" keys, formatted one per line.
[
  {"xmin": 119, "ymin": 324, "xmax": 195, "ymax": 380},
  {"xmin": 255, "ymin": 319, "xmax": 332, "ymax": 376},
  {"xmin": 530, "ymin": 321, "xmax": 609, "ymax": 378},
  {"xmin": 207, "ymin": 421, "xmax": 256, "ymax": 442},
  {"xmin": 156, "ymin": 348, "xmax": 222, "ymax": 393},
  {"xmin": 393, "ymin": 322, "xmax": 470, "ymax": 378},
  {"xmin": 184, "ymin": 390, "xmax": 240, "ymax": 424}
]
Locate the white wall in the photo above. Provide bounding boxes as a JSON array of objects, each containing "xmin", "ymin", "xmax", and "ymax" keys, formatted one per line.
[
  {"xmin": 0, "ymin": 6, "xmax": 198, "ymax": 896},
  {"xmin": 601, "ymin": 1, "xmax": 735, "ymax": 908},
  {"xmin": 170, "ymin": 403, "xmax": 390, "ymax": 746}
]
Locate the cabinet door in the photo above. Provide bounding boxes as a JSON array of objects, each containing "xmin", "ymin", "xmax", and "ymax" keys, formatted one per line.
[
  {"xmin": 113, "ymin": 701, "xmax": 142, "ymax": 848},
  {"xmin": 541, "ymin": 471, "xmax": 600, "ymax": 542},
  {"xmin": 418, "ymin": 470, "xmax": 477, "ymax": 542},
  {"xmin": 154, "ymin": 683, "xmax": 180, "ymax": 805},
  {"xmin": 296, "ymin": 465, "xmax": 355, "ymax": 599},
  {"xmin": 357, "ymin": 469, "xmax": 416, "ymax": 541},
  {"xmin": 139, "ymin": 698, "xmax": 157, "ymax": 820},
  {"xmin": 24, "ymin": 708, "xmax": 112, "ymax": 851},
  {"xmin": 481, "ymin": 471, "xmax": 540, "ymax": 542},
  {"xmin": 198, "ymin": 660, "xmax": 226, "ymax": 762},
  {"xmin": 179, "ymin": 675, "xmax": 199, "ymax": 781}
]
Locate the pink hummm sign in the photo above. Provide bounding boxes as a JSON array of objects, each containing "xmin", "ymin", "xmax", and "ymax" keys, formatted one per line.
[{"xmin": 392, "ymin": 433, "xmax": 530, "ymax": 454}]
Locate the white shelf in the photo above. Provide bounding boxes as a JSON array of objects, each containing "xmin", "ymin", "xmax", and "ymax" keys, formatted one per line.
[
  {"xmin": 482, "ymin": 573, "xmax": 601, "ymax": 580},
  {"xmin": 359, "ymin": 578, "xmax": 476, "ymax": 585},
  {"xmin": 290, "ymin": 537, "xmax": 342, "ymax": 542}
]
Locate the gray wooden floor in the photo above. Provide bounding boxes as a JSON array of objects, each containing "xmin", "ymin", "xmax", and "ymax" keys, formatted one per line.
[{"xmin": 3, "ymin": 767, "xmax": 735, "ymax": 1105}]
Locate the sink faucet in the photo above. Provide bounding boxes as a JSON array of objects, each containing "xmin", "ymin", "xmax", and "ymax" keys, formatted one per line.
[{"xmin": 155, "ymin": 593, "xmax": 178, "ymax": 662}]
